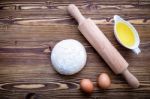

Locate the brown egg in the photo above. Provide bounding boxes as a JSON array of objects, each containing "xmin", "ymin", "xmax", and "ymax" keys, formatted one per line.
[
  {"xmin": 98, "ymin": 73, "xmax": 111, "ymax": 89},
  {"xmin": 80, "ymin": 79, "xmax": 94, "ymax": 93}
]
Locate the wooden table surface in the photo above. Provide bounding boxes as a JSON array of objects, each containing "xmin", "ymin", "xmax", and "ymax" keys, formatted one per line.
[{"xmin": 0, "ymin": 0, "xmax": 150, "ymax": 99}]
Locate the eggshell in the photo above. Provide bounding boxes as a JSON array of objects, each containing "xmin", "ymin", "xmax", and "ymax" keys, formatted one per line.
[
  {"xmin": 98, "ymin": 73, "xmax": 111, "ymax": 89},
  {"xmin": 51, "ymin": 39, "xmax": 87, "ymax": 75},
  {"xmin": 80, "ymin": 79, "xmax": 94, "ymax": 93}
]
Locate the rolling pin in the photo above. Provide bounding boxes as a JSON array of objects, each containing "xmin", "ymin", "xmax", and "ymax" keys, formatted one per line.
[{"xmin": 67, "ymin": 4, "xmax": 139, "ymax": 88}]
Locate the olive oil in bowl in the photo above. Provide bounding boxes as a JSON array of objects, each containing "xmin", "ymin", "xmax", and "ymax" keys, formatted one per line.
[{"xmin": 114, "ymin": 15, "xmax": 141, "ymax": 54}]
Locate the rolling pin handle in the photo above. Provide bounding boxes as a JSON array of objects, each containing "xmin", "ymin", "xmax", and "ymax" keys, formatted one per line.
[
  {"xmin": 122, "ymin": 69, "xmax": 140, "ymax": 88},
  {"xmin": 68, "ymin": 4, "xmax": 85, "ymax": 23}
]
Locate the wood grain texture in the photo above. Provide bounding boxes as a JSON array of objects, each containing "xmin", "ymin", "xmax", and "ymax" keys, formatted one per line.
[{"xmin": 0, "ymin": 0, "xmax": 150, "ymax": 99}]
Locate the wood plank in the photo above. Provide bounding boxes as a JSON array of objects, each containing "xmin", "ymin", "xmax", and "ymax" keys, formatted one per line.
[
  {"xmin": 0, "ymin": 0, "xmax": 140, "ymax": 5},
  {"xmin": 0, "ymin": 3, "xmax": 150, "ymax": 17}
]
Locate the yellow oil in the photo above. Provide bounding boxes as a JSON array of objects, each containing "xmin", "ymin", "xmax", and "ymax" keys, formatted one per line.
[{"xmin": 116, "ymin": 22, "xmax": 135, "ymax": 47}]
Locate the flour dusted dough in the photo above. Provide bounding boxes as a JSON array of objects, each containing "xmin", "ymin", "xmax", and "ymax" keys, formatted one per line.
[{"xmin": 51, "ymin": 39, "xmax": 87, "ymax": 75}]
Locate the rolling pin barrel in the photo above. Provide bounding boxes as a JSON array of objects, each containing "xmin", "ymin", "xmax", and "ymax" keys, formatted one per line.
[{"xmin": 68, "ymin": 4, "xmax": 139, "ymax": 88}]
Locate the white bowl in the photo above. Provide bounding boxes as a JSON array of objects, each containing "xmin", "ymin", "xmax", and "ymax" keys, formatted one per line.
[{"xmin": 114, "ymin": 15, "xmax": 141, "ymax": 54}]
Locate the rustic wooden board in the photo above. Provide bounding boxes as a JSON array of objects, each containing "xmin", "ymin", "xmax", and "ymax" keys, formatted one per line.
[{"xmin": 0, "ymin": 0, "xmax": 150, "ymax": 99}]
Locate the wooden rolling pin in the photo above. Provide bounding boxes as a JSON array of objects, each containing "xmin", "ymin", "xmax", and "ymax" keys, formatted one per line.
[{"xmin": 67, "ymin": 4, "xmax": 139, "ymax": 88}]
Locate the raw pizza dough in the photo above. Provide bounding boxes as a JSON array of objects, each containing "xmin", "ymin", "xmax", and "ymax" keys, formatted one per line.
[{"xmin": 51, "ymin": 39, "xmax": 87, "ymax": 75}]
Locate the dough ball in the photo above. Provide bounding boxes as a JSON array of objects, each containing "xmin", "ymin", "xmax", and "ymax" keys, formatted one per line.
[{"xmin": 51, "ymin": 39, "xmax": 87, "ymax": 75}]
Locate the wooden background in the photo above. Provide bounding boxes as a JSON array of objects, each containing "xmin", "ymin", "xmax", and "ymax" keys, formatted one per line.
[{"xmin": 0, "ymin": 0, "xmax": 150, "ymax": 99}]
